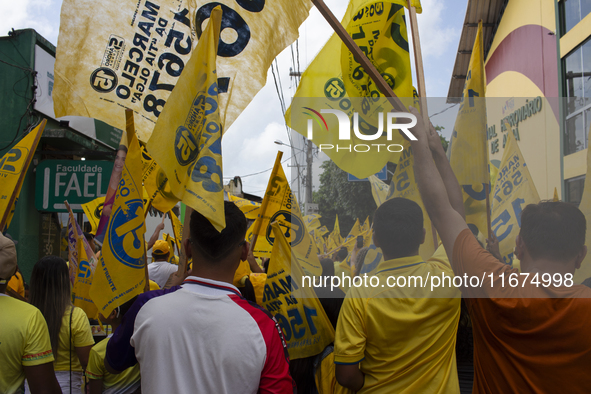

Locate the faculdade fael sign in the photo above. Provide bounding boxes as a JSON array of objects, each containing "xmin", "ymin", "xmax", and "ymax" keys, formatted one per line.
[{"xmin": 35, "ymin": 160, "xmax": 113, "ymax": 212}]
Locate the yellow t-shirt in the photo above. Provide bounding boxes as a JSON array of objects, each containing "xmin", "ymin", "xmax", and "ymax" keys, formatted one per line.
[
  {"xmin": 86, "ymin": 336, "xmax": 141, "ymax": 392},
  {"xmin": 0, "ymin": 295, "xmax": 54, "ymax": 393},
  {"xmin": 54, "ymin": 306, "xmax": 95, "ymax": 371},
  {"xmin": 334, "ymin": 251, "xmax": 461, "ymax": 394}
]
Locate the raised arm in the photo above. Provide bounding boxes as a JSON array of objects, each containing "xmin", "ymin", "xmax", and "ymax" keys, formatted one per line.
[{"xmin": 409, "ymin": 107, "xmax": 468, "ymax": 263}]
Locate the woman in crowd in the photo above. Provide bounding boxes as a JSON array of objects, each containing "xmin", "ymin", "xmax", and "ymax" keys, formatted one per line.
[{"xmin": 29, "ymin": 256, "xmax": 94, "ymax": 393}]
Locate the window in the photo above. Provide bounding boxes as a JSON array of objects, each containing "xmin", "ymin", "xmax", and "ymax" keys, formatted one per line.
[
  {"xmin": 563, "ymin": 38, "xmax": 591, "ymax": 154},
  {"xmin": 561, "ymin": 0, "xmax": 591, "ymax": 36},
  {"xmin": 565, "ymin": 176, "xmax": 585, "ymax": 207}
]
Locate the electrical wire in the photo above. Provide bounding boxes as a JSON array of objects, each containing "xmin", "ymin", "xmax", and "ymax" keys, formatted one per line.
[{"xmin": 429, "ymin": 103, "xmax": 459, "ymax": 119}]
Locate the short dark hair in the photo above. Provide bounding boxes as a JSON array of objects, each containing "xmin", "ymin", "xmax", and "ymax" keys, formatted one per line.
[
  {"xmin": 372, "ymin": 197, "xmax": 423, "ymax": 258},
  {"xmin": 190, "ymin": 201, "xmax": 247, "ymax": 262},
  {"xmin": 335, "ymin": 247, "xmax": 348, "ymax": 262},
  {"xmin": 519, "ymin": 200, "xmax": 586, "ymax": 262}
]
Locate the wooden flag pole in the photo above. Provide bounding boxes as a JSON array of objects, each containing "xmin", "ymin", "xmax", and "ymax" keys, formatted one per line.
[
  {"xmin": 250, "ymin": 151, "xmax": 284, "ymax": 253},
  {"xmin": 0, "ymin": 119, "xmax": 47, "ymax": 232},
  {"xmin": 406, "ymin": 6, "xmax": 439, "ymax": 248},
  {"xmin": 311, "ymin": 0, "xmax": 407, "ymax": 112}
]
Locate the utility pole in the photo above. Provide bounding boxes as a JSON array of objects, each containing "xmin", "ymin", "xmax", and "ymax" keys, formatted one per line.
[{"xmin": 305, "ymin": 138, "xmax": 313, "ymax": 211}]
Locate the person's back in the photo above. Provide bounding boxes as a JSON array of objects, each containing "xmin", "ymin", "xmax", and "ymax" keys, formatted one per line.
[
  {"xmin": 335, "ymin": 198, "xmax": 461, "ymax": 393},
  {"xmin": 408, "ymin": 110, "xmax": 591, "ymax": 393},
  {"xmin": 132, "ymin": 279, "xmax": 289, "ymax": 393},
  {"xmin": 0, "ymin": 296, "xmax": 55, "ymax": 393},
  {"xmin": 147, "ymin": 240, "xmax": 177, "ymax": 288},
  {"xmin": 116, "ymin": 203, "xmax": 293, "ymax": 394},
  {"xmin": 454, "ymin": 228, "xmax": 591, "ymax": 392}
]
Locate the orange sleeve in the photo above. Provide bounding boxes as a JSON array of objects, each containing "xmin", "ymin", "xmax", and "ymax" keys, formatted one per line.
[{"xmin": 452, "ymin": 229, "xmax": 520, "ymax": 298}]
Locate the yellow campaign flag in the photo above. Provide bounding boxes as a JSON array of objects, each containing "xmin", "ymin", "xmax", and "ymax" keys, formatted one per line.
[
  {"xmin": 490, "ymin": 133, "xmax": 539, "ymax": 266},
  {"xmin": 147, "ymin": 8, "xmax": 225, "ymax": 231},
  {"xmin": 228, "ymin": 194, "xmax": 261, "ymax": 220},
  {"xmin": 90, "ymin": 127, "xmax": 146, "ymax": 315},
  {"xmin": 140, "ymin": 145, "xmax": 179, "ymax": 213},
  {"xmin": 247, "ymin": 160, "xmax": 322, "ymax": 275},
  {"xmin": 162, "ymin": 233, "xmax": 176, "ymax": 254},
  {"xmin": 263, "ymin": 222, "xmax": 335, "ymax": 360},
  {"xmin": 327, "ymin": 215, "xmax": 343, "ymax": 251},
  {"xmin": 553, "ymin": 187, "xmax": 559, "ymax": 202},
  {"xmin": 82, "ymin": 196, "xmax": 105, "ymax": 235},
  {"xmin": 369, "ymin": 175, "xmax": 389, "ymax": 207},
  {"xmin": 448, "ymin": 21, "xmax": 488, "ymax": 185},
  {"xmin": 0, "ymin": 120, "xmax": 46, "ymax": 230},
  {"xmin": 386, "ymin": 143, "xmax": 436, "ymax": 260},
  {"xmin": 53, "ymin": 0, "xmax": 312, "ymax": 143},
  {"xmin": 310, "ymin": 228, "xmax": 326, "ymax": 255},
  {"xmin": 361, "ymin": 217, "xmax": 370, "ymax": 232},
  {"xmin": 447, "ymin": 22, "xmax": 488, "ymax": 239},
  {"xmin": 286, "ymin": 0, "xmax": 417, "ymax": 179},
  {"xmin": 303, "ymin": 214, "xmax": 322, "ymax": 232},
  {"xmin": 66, "ymin": 203, "xmax": 100, "ymax": 318},
  {"xmin": 169, "ymin": 211, "xmax": 183, "ymax": 254},
  {"xmin": 344, "ymin": 218, "xmax": 362, "ymax": 243}
]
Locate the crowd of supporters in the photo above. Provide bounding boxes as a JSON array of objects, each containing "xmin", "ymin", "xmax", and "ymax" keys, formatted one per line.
[{"xmin": 2, "ymin": 114, "xmax": 591, "ymax": 394}]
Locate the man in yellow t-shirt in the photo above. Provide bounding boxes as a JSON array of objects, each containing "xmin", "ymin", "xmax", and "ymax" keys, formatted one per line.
[
  {"xmin": 334, "ymin": 197, "xmax": 461, "ymax": 393},
  {"xmin": 0, "ymin": 233, "xmax": 61, "ymax": 394}
]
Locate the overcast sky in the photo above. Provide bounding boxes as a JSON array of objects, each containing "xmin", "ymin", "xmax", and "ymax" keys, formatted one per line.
[{"xmin": 0, "ymin": 0, "xmax": 467, "ymax": 196}]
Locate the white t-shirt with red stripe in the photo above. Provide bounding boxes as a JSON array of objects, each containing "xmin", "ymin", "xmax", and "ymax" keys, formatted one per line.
[{"xmin": 130, "ymin": 276, "xmax": 294, "ymax": 394}]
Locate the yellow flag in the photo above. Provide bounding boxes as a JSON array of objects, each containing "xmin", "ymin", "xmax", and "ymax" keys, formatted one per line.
[
  {"xmin": 345, "ymin": 219, "xmax": 362, "ymax": 242},
  {"xmin": 327, "ymin": 215, "xmax": 343, "ymax": 251},
  {"xmin": 263, "ymin": 222, "xmax": 334, "ymax": 360},
  {"xmin": 147, "ymin": 8, "xmax": 225, "ymax": 231},
  {"xmin": 247, "ymin": 160, "xmax": 322, "ymax": 275},
  {"xmin": 448, "ymin": 21, "xmax": 488, "ymax": 185},
  {"xmin": 140, "ymin": 145, "xmax": 179, "ymax": 213},
  {"xmin": 0, "ymin": 120, "xmax": 46, "ymax": 230},
  {"xmin": 90, "ymin": 127, "xmax": 146, "ymax": 315},
  {"xmin": 553, "ymin": 187, "xmax": 559, "ymax": 202},
  {"xmin": 66, "ymin": 203, "xmax": 99, "ymax": 319},
  {"xmin": 490, "ymin": 133, "xmax": 539, "ymax": 266},
  {"xmin": 361, "ymin": 217, "xmax": 370, "ymax": 232},
  {"xmin": 286, "ymin": 0, "xmax": 416, "ymax": 179},
  {"xmin": 447, "ymin": 22, "xmax": 488, "ymax": 239},
  {"xmin": 369, "ymin": 175, "xmax": 389, "ymax": 207},
  {"xmin": 169, "ymin": 211, "xmax": 183, "ymax": 253},
  {"xmin": 53, "ymin": 0, "xmax": 312, "ymax": 142},
  {"xmin": 303, "ymin": 214, "xmax": 322, "ymax": 232},
  {"xmin": 228, "ymin": 194, "xmax": 261, "ymax": 220},
  {"xmin": 386, "ymin": 143, "xmax": 436, "ymax": 260},
  {"xmin": 82, "ymin": 196, "xmax": 105, "ymax": 235}
]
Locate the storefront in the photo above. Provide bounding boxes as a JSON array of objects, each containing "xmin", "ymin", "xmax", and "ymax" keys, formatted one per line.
[{"xmin": 0, "ymin": 29, "xmax": 122, "ymax": 280}]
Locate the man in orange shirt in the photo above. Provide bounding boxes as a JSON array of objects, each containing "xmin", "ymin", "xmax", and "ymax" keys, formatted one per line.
[{"xmin": 409, "ymin": 107, "xmax": 591, "ymax": 393}]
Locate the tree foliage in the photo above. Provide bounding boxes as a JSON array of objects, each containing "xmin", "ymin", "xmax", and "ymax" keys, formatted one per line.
[{"xmin": 314, "ymin": 161, "xmax": 378, "ymax": 236}]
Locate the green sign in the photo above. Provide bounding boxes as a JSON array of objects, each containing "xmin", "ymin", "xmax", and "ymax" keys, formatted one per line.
[{"xmin": 35, "ymin": 160, "xmax": 113, "ymax": 212}]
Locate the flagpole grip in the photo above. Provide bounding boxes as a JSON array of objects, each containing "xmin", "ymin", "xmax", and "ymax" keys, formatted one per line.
[
  {"xmin": 311, "ymin": 0, "xmax": 406, "ymax": 112},
  {"xmin": 251, "ymin": 151, "xmax": 284, "ymax": 252}
]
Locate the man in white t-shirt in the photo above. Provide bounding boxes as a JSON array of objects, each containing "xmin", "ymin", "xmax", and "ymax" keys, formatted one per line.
[
  {"xmin": 106, "ymin": 202, "xmax": 294, "ymax": 394},
  {"xmin": 147, "ymin": 240, "xmax": 177, "ymax": 288}
]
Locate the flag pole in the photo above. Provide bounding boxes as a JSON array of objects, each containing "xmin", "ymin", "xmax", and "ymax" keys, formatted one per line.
[
  {"xmin": 177, "ymin": 206, "xmax": 193, "ymax": 280},
  {"xmin": 311, "ymin": 0, "xmax": 407, "ymax": 112},
  {"xmin": 406, "ymin": 6, "xmax": 438, "ymax": 248},
  {"xmin": 250, "ymin": 151, "xmax": 284, "ymax": 253},
  {"xmin": 0, "ymin": 119, "xmax": 46, "ymax": 232}
]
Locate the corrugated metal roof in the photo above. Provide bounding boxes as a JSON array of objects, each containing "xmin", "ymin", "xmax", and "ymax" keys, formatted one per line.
[{"xmin": 446, "ymin": 0, "xmax": 509, "ymax": 103}]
